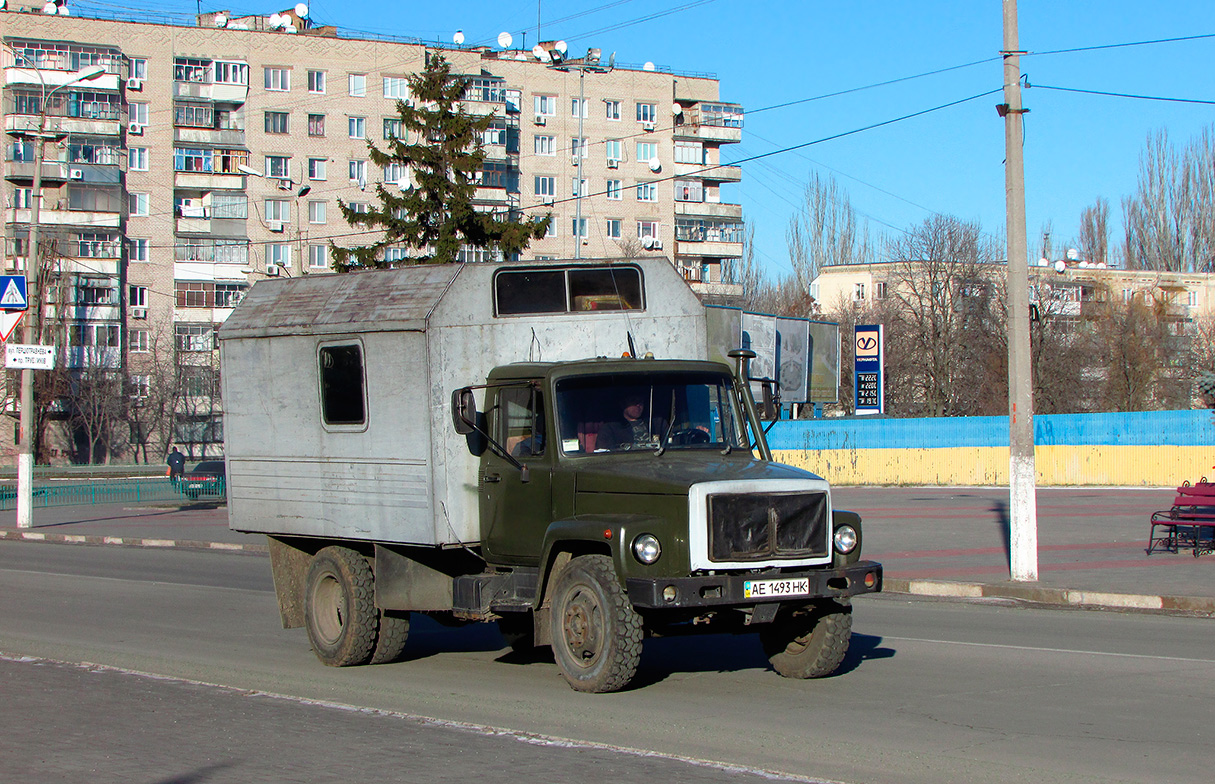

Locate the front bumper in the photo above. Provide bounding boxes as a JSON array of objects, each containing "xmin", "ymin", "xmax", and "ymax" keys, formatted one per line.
[{"xmin": 625, "ymin": 560, "xmax": 882, "ymax": 610}]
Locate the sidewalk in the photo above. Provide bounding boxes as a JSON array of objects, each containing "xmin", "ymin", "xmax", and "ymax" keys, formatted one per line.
[{"xmin": 2, "ymin": 487, "xmax": 1212, "ymax": 615}]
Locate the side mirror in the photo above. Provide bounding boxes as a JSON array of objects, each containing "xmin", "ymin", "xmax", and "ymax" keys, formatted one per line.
[
  {"xmin": 451, "ymin": 387, "xmax": 478, "ymax": 435},
  {"xmin": 761, "ymin": 381, "xmax": 778, "ymax": 421}
]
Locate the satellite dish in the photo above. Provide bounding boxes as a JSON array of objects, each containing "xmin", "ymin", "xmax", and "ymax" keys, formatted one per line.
[
  {"xmin": 642, "ymin": 236, "xmax": 656, "ymax": 250},
  {"xmin": 284, "ymin": 24, "xmax": 297, "ymax": 33},
  {"xmin": 58, "ymin": 4, "xmax": 69, "ymax": 14},
  {"xmin": 237, "ymin": 164, "xmax": 262, "ymax": 176},
  {"xmin": 1053, "ymin": 260, "xmax": 1066, "ymax": 274},
  {"xmin": 295, "ymin": 3, "xmax": 309, "ymax": 18},
  {"xmin": 268, "ymin": 13, "xmax": 281, "ymax": 27},
  {"xmin": 1037, "ymin": 258, "xmax": 1048, "ymax": 267},
  {"xmin": 555, "ymin": 40, "xmax": 568, "ymax": 54},
  {"xmin": 648, "ymin": 157, "xmax": 661, "ymax": 172},
  {"xmin": 214, "ymin": 13, "xmax": 228, "ymax": 27},
  {"xmin": 42, "ymin": 1, "xmax": 56, "ymax": 13},
  {"xmin": 643, "ymin": 61, "xmax": 655, "ymax": 71},
  {"xmin": 531, "ymin": 44, "xmax": 545, "ymax": 59},
  {"xmin": 453, "ymin": 30, "xmax": 465, "ymax": 44},
  {"xmin": 514, "ymin": 52, "xmax": 528, "ymax": 61},
  {"xmin": 497, "ymin": 31, "xmax": 513, "ymax": 48},
  {"xmin": 671, "ymin": 103, "xmax": 683, "ymax": 115},
  {"xmin": 1066, "ymin": 247, "xmax": 1080, "ymax": 260}
]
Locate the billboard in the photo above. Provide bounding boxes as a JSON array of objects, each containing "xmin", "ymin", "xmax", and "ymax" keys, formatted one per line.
[{"xmin": 707, "ymin": 307, "xmax": 840, "ymax": 405}]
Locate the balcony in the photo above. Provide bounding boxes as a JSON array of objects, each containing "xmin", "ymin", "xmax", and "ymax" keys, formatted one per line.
[
  {"xmin": 673, "ymin": 161, "xmax": 742, "ymax": 182},
  {"xmin": 5, "ymin": 113, "xmax": 121, "ymax": 138},
  {"xmin": 173, "ymin": 81, "xmax": 249, "ymax": 103},
  {"xmin": 4, "ymin": 67, "xmax": 121, "ymax": 94},
  {"xmin": 6, "ymin": 207, "xmax": 120, "ymax": 229},
  {"xmin": 175, "ymin": 127, "xmax": 247, "ymax": 147},
  {"xmin": 676, "ymin": 239, "xmax": 744, "ymax": 259},
  {"xmin": 4, "ymin": 160, "xmax": 69, "ymax": 183},
  {"xmin": 175, "ymin": 171, "xmax": 247, "ymax": 191},
  {"xmin": 675, "ymin": 201, "xmax": 743, "ymax": 220},
  {"xmin": 673, "ymin": 123, "xmax": 742, "ymax": 144}
]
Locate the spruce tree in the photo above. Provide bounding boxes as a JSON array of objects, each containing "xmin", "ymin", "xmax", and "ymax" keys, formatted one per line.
[{"xmin": 330, "ymin": 52, "xmax": 549, "ymax": 270}]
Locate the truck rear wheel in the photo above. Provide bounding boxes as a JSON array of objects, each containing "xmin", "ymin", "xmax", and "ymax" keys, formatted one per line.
[
  {"xmin": 304, "ymin": 546, "xmax": 379, "ymax": 667},
  {"xmin": 550, "ymin": 554, "xmax": 643, "ymax": 693},
  {"xmin": 370, "ymin": 610, "xmax": 410, "ymax": 665},
  {"xmin": 760, "ymin": 598, "xmax": 852, "ymax": 679}
]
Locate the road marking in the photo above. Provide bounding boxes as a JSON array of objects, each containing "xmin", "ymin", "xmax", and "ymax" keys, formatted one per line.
[{"xmin": 885, "ymin": 635, "xmax": 1215, "ymax": 664}]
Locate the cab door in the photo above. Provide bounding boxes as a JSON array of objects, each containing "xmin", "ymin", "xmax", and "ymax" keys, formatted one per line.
[{"xmin": 480, "ymin": 383, "xmax": 553, "ymax": 563}]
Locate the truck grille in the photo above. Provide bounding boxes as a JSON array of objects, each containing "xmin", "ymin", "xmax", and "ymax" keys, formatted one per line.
[{"xmin": 707, "ymin": 491, "xmax": 828, "ymax": 562}]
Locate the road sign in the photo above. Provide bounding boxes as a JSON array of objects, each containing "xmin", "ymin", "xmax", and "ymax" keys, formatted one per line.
[
  {"xmin": 854, "ymin": 324, "xmax": 884, "ymax": 415},
  {"xmin": 0, "ymin": 310, "xmax": 24, "ymax": 342},
  {"xmin": 5, "ymin": 343, "xmax": 55, "ymax": 370},
  {"xmin": 0, "ymin": 275, "xmax": 28, "ymax": 310}
]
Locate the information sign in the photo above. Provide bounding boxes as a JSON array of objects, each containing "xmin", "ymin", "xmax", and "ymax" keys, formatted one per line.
[
  {"xmin": 854, "ymin": 324, "xmax": 884, "ymax": 415},
  {"xmin": 5, "ymin": 343, "xmax": 55, "ymax": 370}
]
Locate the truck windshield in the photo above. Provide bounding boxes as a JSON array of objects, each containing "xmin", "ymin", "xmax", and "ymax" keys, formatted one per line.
[{"xmin": 554, "ymin": 372, "xmax": 745, "ymax": 454}]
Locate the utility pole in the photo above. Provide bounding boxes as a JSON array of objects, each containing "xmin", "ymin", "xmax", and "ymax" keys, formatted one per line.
[{"xmin": 1001, "ymin": 0, "xmax": 1038, "ymax": 581}]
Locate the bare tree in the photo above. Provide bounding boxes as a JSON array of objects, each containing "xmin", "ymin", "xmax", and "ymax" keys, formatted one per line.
[
  {"xmin": 126, "ymin": 325, "xmax": 182, "ymax": 464},
  {"xmin": 786, "ymin": 172, "xmax": 871, "ymax": 289},
  {"xmin": 69, "ymin": 369, "xmax": 125, "ymax": 464},
  {"xmin": 1078, "ymin": 198, "xmax": 1111, "ymax": 266},
  {"xmin": 1122, "ymin": 127, "xmax": 1215, "ymax": 272}
]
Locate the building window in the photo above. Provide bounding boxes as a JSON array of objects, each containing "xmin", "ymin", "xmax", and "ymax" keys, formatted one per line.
[
  {"xmin": 348, "ymin": 73, "xmax": 366, "ymax": 97},
  {"xmin": 308, "ymin": 158, "xmax": 327, "ymax": 180},
  {"xmin": 875, "ymin": 281, "xmax": 888, "ymax": 299},
  {"xmin": 571, "ymin": 218, "xmax": 588, "ymax": 237},
  {"xmin": 348, "ymin": 116, "xmax": 366, "ymax": 139},
  {"xmin": 605, "ymin": 99, "xmax": 621, "ymax": 120},
  {"xmin": 606, "ymin": 179, "xmax": 622, "ymax": 200},
  {"xmin": 129, "ymin": 239, "xmax": 149, "ymax": 262},
  {"xmin": 604, "ymin": 139, "xmax": 623, "ymax": 163},
  {"xmin": 128, "ymin": 147, "xmax": 148, "ymax": 171},
  {"xmin": 308, "ymin": 200, "xmax": 327, "ymax": 224},
  {"xmin": 129, "ymin": 285, "xmax": 148, "ymax": 307},
  {"xmin": 214, "ymin": 61, "xmax": 249, "ymax": 85},
  {"xmin": 571, "ymin": 137, "xmax": 588, "ymax": 159},
  {"xmin": 637, "ymin": 221, "xmax": 658, "ymax": 239},
  {"xmin": 128, "ymin": 193, "xmax": 150, "ymax": 216},
  {"xmin": 269, "ymin": 244, "xmax": 292, "ymax": 268},
  {"xmin": 674, "ymin": 179, "xmax": 703, "ymax": 202},
  {"xmin": 215, "ymin": 284, "xmax": 246, "ymax": 309},
  {"xmin": 210, "ymin": 193, "xmax": 248, "ymax": 219},
  {"xmin": 264, "ymin": 67, "xmax": 290, "ymax": 91},
  {"xmin": 175, "ymin": 102, "xmax": 214, "ymax": 128},
  {"xmin": 534, "ymin": 95, "xmax": 556, "ymax": 116},
  {"xmin": 571, "ymin": 98, "xmax": 588, "ymax": 118},
  {"xmin": 130, "ymin": 375, "xmax": 150, "ymax": 401},
  {"xmin": 128, "ymin": 102, "xmax": 148, "ymax": 125},
  {"xmin": 383, "ymin": 162, "xmax": 407, "ymax": 184},
  {"xmin": 348, "ymin": 202, "xmax": 369, "ymax": 214},
  {"xmin": 175, "ymin": 281, "xmax": 210, "ymax": 308},
  {"xmin": 130, "ymin": 58, "xmax": 148, "ymax": 80},
  {"xmin": 674, "ymin": 141, "xmax": 704, "ymax": 164},
  {"xmin": 264, "ymin": 199, "xmax": 290, "ymax": 223},
  {"xmin": 606, "ymin": 219, "xmax": 622, "ymax": 238},
  {"xmin": 130, "ymin": 329, "xmax": 150, "ymax": 353},
  {"xmin": 383, "ymin": 76, "xmax": 408, "ymax": 99},
  {"xmin": 636, "ymin": 102, "xmax": 657, "ymax": 123},
  {"xmin": 534, "ymin": 176, "xmax": 555, "ymax": 197},
  {"xmin": 308, "ymin": 113, "xmax": 325, "ymax": 136},
  {"xmin": 635, "ymin": 182, "xmax": 658, "ymax": 202},
  {"xmin": 309, "ymin": 244, "xmax": 330, "ymax": 269},
  {"xmin": 384, "ymin": 118, "xmax": 403, "ymax": 140},
  {"xmin": 76, "ymin": 232, "xmax": 120, "ymax": 258},
  {"xmin": 175, "ymin": 57, "xmax": 209, "ymax": 83},
  {"xmin": 854, "ymin": 283, "xmax": 866, "ymax": 301},
  {"xmin": 349, "ymin": 160, "xmax": 367, "ymax": 185},
  {"xmin": 1188, "ymin": 290, "xmax": 1198, "ymax": 307},
  {"xmin": 266, "ymin": 156, "xmax": 290, "ymax": 179},
  {"xmin": 265, "ymin": 111, "xmax": 289, "ymax": 134},
  {"xmin": 307, "ymin": 70, "xmax": 325, "ymax": 93},
  {"xmin": 571, "ymin": 177, "xmax": 587, "ymax": 197},
  {"xmin": 636, "ymin": 142, "xmax": 657, "ymax": 162},
  {"xmin": 534, "ymin": 135, "xmax": 555, "ymax": 156},
  {"xmin": 175, "ymin": 323, "xmax": 215, "ymax": 352}
]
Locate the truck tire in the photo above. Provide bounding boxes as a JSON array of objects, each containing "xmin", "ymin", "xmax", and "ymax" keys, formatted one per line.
[
  {"xmin": 497, "ymin": 612, "xmax": 535, "ymax": 653},
  {"xmin": 370, "ymin": 610, "xmax": 410, "ymax": 665},
  {"xmin": 304, "ymin": 546, "xmax": 379, "ymax": 667},
  {"xmin": 760, "ymin": 598, "xmax": 852, "ymax": 679},
  {"xmin": 550, "ymin": 554, "xmax": 643, "ymax": 693}
]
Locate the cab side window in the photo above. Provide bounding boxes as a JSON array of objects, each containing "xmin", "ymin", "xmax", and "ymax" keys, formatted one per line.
[{"xmin": 498, "ymin": 386, "xmax": 545, "ymax": 458}]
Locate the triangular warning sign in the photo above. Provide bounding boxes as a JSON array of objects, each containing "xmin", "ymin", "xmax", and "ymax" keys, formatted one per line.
[
  {"xmin": 1, "ymin": 279, "xmax": 27, "ymax": 309},
  {"xmin": 1, "ymin": 310, "xmax": 23, "ymax": 342}
]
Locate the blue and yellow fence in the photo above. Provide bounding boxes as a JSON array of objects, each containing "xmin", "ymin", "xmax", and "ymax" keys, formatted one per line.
[{"xmin": 769, "ymin": 410, "xmax": 1215, "ymax": 487}]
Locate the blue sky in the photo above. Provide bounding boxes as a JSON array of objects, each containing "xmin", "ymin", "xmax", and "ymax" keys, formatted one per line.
[{"xmin": 75, "ymin": 0, "xmax": 1215, "ymax": 281}]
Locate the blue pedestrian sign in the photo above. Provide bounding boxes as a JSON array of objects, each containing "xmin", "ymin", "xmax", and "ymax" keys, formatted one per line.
[{"xmin": 0, "ymin": 276, "xmax": 28, "ymax": 311}]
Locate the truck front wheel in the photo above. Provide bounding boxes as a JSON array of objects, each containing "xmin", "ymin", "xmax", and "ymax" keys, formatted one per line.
[
  {"xmin": 550, "ymin": 554, "xmax": 643, "ymax": 693},
  {"xmin": 760, "ymin": 598, "xmax": 852, "ymax": 679},
  {"xmin": 304, "ymin": 546, "xmax": 379, "ymax": 667}
]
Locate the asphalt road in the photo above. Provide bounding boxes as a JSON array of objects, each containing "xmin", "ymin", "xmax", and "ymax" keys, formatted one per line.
[{"xmin": 1, "ymin": 542, "xmax": 1211, "ymax": 784}]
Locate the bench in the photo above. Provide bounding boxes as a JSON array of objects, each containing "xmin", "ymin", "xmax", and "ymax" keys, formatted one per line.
[{"xmin": 1147, "ymin": 480, "xmax": 1215, "ymax": 556}]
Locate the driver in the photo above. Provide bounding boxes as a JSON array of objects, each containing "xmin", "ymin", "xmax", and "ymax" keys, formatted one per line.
[{"xmin": 597, "ymin": 392, "xmax": 667, "ymax": 450}]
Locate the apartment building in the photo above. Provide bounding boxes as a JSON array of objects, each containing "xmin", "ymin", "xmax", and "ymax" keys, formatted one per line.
[{"xmin": 2, "ymin": 6, "xmax": 745, "ymax": 461}]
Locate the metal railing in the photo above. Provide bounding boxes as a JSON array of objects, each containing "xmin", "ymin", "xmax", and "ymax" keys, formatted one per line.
[{"xmin": 0, "ymin": 476, "xmax": 225, "ymax": 511}]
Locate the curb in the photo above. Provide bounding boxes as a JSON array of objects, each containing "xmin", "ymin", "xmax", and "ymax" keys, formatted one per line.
[
  {"xmin": 0, "ymin": 529, "xmax": 268, "ymax": 555},
  {"xmin": 4, "ymin": 530, "xmax": 1212, "ymax": 616},
  {"xmin": 883, "ymin": 576, "xmax": 1215, "ymax": 615}
]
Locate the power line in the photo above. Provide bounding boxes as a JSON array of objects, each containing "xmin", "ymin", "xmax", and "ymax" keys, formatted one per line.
[
  {"xmin": 1028, "ymin": 31, "xmax": 1215, "ymax": 57},
  {"xmin": 1026, "ymin": 82, "xmax": 1215, "ymax": 107}
]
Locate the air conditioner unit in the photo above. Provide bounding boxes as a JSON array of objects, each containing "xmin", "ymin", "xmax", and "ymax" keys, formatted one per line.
[
  {"xmin": 267, "ymin": 221, "xmax": 285, "ymax": 233},
  {"xmin": 264, "ymin": 264, "xmax": 281, "ymax": 277},
  {"xmin": 542, "ymin": 197, "xmax": 554, "ymax": 206},
  {"xmin": 651, "ymin": 239, "xmax": 663, "ymax": 250},
  {"xmin": 128, "ymin": 79, "xmax": 143, "ymax": 91},
  {"xmin": 69, "ymin": 169, "xmax": 83, "ymax": 180},
  {"xmin": 131, "ymin": 307, "xmax": 147, "ymax": 320},
  {"xmin": 128, "ymin": 123, "xmax": 144, "ymax": 135},
  {"xmin": 533, "ymin": 114, "xmax": 547, "ymax": 126},
  {"xmin": 641, "ymin": 121, "xmax": 656, "ymax": 132},
  {"xmin": 607, "ymin": 159, "xmax": 620, "ymax": 169},
  {"xmin": 276, "ymin": 179, "xmax": 293, "ymax": 191}
]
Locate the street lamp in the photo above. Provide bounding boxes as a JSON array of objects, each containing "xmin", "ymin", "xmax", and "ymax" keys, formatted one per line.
[
  {"xmin": 547, "ymin": 47, "xmax": 613, "ymax": 259},
  {"xmin": 9, "ymin": 53, "xmax": 108, "ymax": 529}
]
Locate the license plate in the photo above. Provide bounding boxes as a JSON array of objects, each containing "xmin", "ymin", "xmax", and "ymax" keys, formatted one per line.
[{"xmin": 743, "ymin": 577, "xmax": 810, "ymax": 599}]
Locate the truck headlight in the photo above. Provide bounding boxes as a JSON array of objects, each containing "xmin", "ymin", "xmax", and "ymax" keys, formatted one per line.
[
  {"xmin": 632, "ymin": 533, "xmax": 662, "ymax": 564},
  {"xmin": 833, "ymin": 525, "xmax": 858, "ymax": 554}
]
